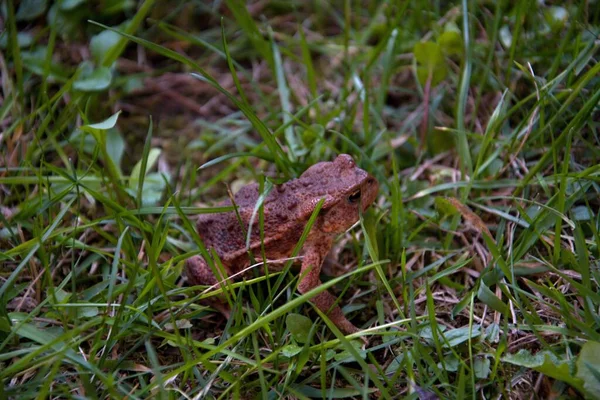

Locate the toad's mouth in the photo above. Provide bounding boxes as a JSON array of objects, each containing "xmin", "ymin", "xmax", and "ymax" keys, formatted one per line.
[{"xmin": 361, "ymin": 176, "xmax": 379, "ymax": 211}]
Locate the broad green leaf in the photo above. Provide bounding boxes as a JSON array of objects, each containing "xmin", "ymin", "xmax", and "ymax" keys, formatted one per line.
[
  {"xmin": 11, "ymin": 320, "xmax": 88, "ymax": 367},
  {"xmin": 129, "ymin": 148, "xmax": 161, "ymax": 190},
  {"xmin": 46, "ymin": 3, "xmax": 83, "ymax": 36},
  {"xmin": 499, "ymin": 25, "xmax": 512, "ymax": 48},
  {"xmin": 452, "ymin": 292, "xmax": 472, "ymax": 318},
  {"xmin": 414, "ymin": 41, "xmax": 447, "ymax": 86},
  {"xmin": 503, "ymin": 349, "xmax": 583, "ymax": 391},
  {"xmin": 333, "ymin": 340, "xmax": 367, "ymax": 362},
  {"xmin": 16, "ymin": 0, "xmax": 47, "ymax": 21},
  {"xmin": 438, "ymin": 354, "xmax": 460, "ymax": 372},
  {"xmin": 545, "ymin": 6, "xmax": 568, "ymax": 31},
  {"xmin": 474, "ymin": 357, "xmax": 491, "ymax": 379},
  {"xmin": 438, "ymin": 30, "xmax": 463, "ymax": 56},
  {"xmin": 572, "ymin": 206, "xmax": 593, "ymax": 221},
  {"xmin": 60, "ymin": 0, "xmax": 87, "ymax": 10},
  {"xmin": 325, "ymin": 349, "xmax": 336, "ymax": 361},
  {"xmin": 73, "ymin": 66, "xmax": 112, "ymax": 92},
  {"xmin": 91, "ymin": 29, "xmax": 122, "ymax": 64},
  {"xmin": 77, "ymin": 306, "xmax": 99, "ymax": 318},
  {"xmin": 485, "ymin": 323, "xmax": 500, "ymax": 343},
  {"xmin": 0, "ymin": 316, "xmax": 11, "ymax": 333},
  {"xmin": 420, "ymin": 325, "xmax": 481, "ymax": 348},
  {"xmin": 576, "ymin": 341, "xmax": 600, "ymax": 397},
  {"xmin": 91, "ymin": 0, "xmax": 135, "ymax": 13},
  {"xmin": 78, "ymin": 112, "xmax": 124, "ymax": 182},
  {"xmin": 130, "ymin": 172, "xmax": 166, "ymax": 206},
  {"xmin": 428, "ymin": 128, "xmax": 455, "ymax": 154},
  {"xmin": 47, "ymin": 288, "xmax": 71, "ymax": 304},
  {"xmin": 21, "ymin": 47, "xmax": 70, "ymax": 81},
  {"xmin": 281, "ymin": 344, "xmax": 302, "ymax": 357},
  {"xmin": 0, "ymin": 32, "xmax": 34, "ymax": 49},
  {"xmin": 442, "ymin": 326, "xmax": 481, "ymax": 347},
  {"xmin": 85, "ymin": 111, "xmax": 121, "ymax": 130},
  {"xmin": 477, "ymin": 282, "xmax": 507, "ymax": 314},
  {"xmin": 286, "ymin": 313, "xmax": 312, "ymax": 344},
  {"xmin": 301, "ymin": 124, "xmax": 324, "ymax": 146},
  {"xmin": 122, "ymin": 76, "xmax": 144, "ymax": 93},
  {"xmin": 202, "ymin": 337, "xmax": 215, "ymax": 345},
  {"xmin": 386, "ymin": 353, "xmax": 406, "ymax": 374},
  {"xmin": 105, "ymin": 128, "xmax": 125, "ymax": 173}
]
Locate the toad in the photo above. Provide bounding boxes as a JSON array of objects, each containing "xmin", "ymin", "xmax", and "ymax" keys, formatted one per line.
[{"xmin": 186, "ymin": 154, "xmax": 379, "ymax": 335}]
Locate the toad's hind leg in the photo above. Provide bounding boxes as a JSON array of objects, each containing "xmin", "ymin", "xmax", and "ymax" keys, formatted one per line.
[
  {"xmin": 185, "ymin": 255, "xmax": 219, "ymax": 286},
  {"xmin": 297, "ymin": 242, "xmax": 360, "ymax": 335},
  {"xmin": 185, "ymin": 255, "xmax": 231, "ymax": 318}
]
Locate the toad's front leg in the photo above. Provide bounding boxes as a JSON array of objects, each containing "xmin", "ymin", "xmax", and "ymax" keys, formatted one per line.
[{"xmin": 296, "ymin": 239, "xmax": 360, "ymax": 335}]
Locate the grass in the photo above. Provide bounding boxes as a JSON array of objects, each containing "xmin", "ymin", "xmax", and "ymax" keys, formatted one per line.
[{"xmin": 1, "ymin": 0, "xmax": 600, "ymax": 398}]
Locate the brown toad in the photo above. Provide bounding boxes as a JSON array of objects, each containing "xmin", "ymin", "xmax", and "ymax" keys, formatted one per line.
[{"xmin": 186, "ymin": 154, "xmax": 379, "ymax": 335}]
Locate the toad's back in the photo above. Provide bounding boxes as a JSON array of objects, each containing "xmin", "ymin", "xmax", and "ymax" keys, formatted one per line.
[
  {"xmin": 195, "ymin": 154, "xmax": 378, "ymax": 272},
  {"xmin": 196, "ymin": 181, "xmax": 308, "ymax": 267}
]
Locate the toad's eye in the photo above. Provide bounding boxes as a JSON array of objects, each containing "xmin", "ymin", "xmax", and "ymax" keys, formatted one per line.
[{"xmin": 347, "ymin": 190, "xmax": 361, "ymax": 204}]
